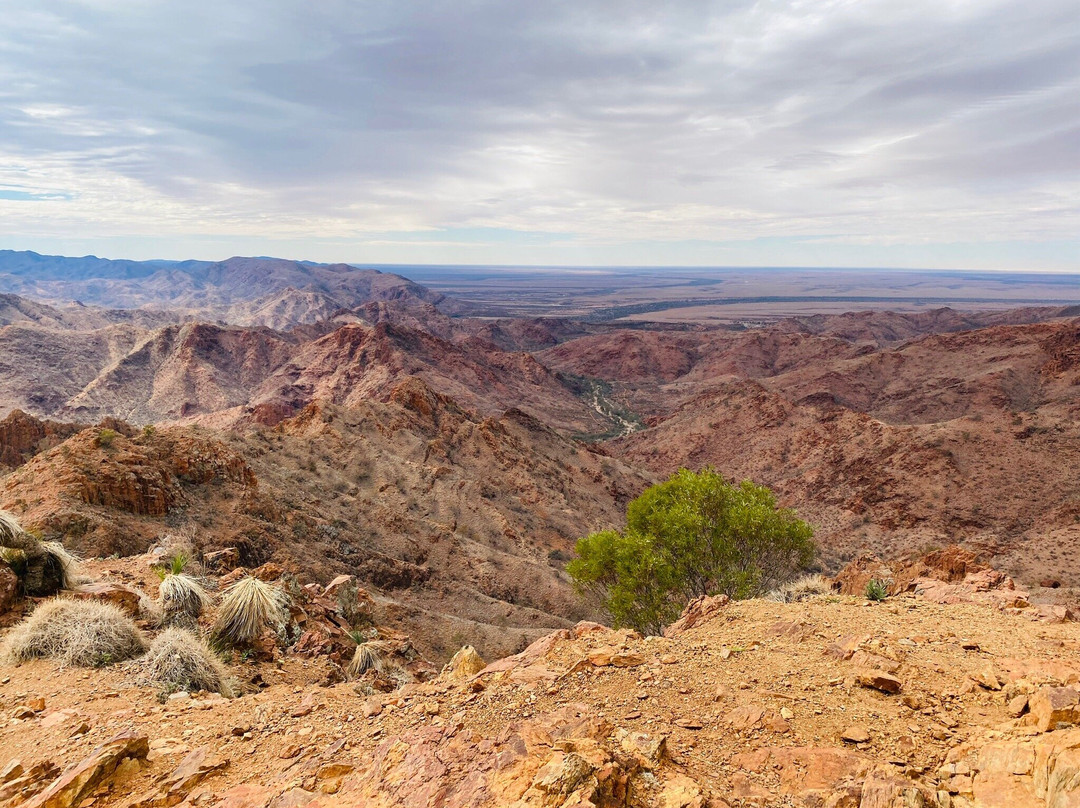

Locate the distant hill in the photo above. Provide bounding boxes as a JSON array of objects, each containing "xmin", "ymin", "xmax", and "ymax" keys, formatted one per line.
[{"xmin": 0, "ymin": 250, "xmax": 475, "ymax": 323}]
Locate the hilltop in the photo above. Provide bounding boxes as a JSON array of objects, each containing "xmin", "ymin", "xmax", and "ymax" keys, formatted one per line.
[{"xmin": 0, "ymin": 546, "xmax": 1078, "ymax": 807}]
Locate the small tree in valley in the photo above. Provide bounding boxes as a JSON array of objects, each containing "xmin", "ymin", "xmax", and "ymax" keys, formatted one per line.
[{"xmin": 567, "ymin": 468, "xmax": 815, "ymax": 635}]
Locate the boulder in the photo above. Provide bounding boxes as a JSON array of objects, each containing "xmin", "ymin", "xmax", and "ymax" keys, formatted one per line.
[
  {"xmin": 856, "ymin": 668, "xmax": 903, "ymax": 694},
  {"xmin": 71, "ymin": 582, "xmax": 142, "ymax": 616},
  {"xmin": 1029, "ymin": 686, "xmax": 1080, "ymax": 732},
  {"xmin": 663, "ymin": 594, "xmax": 730, "ymax": 637},
  {"xmin": 441, "ymin": 645, "xmax": 486, "ymax": 680},
  {"xmin": 25, "ymin": 732, "xmax": 148, "ymax": 808}
]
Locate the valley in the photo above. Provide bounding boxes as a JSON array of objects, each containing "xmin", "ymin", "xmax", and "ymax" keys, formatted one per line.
[{"xmin": 1, "ymin": 253, "xmax": 1078, "ymax": 662}]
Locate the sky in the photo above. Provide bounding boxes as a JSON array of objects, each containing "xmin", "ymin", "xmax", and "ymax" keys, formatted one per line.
[{"xmin": 0, "ymin": 0, "xmax": 1078, "ymax": 270}]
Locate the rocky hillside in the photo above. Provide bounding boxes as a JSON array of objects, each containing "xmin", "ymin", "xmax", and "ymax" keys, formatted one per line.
[
  {"xmin": 0, "ymin": 550, "xmax": 1078, "ymax": 808},
  {"xmin": 0, "ymin": 386, "xmax": 650, "ymax": 661},
  {"xmin": 544, "ymin": 316, "xmax": 1080, "ymax": 587}
]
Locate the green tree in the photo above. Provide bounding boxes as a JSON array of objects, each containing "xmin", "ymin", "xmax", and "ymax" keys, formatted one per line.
[{"xmin": 567, "ymin": 468, "xmax": 815, "ymax": 635}]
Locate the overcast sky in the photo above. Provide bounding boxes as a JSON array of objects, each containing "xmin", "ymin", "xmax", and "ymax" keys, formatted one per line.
[{"xmin": 1, "ymin": 0, "xmax": 1078, "ymax": 269}]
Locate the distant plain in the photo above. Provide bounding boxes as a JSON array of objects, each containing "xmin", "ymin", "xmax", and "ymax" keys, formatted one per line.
[{"xmin": 394, "ymin": 265, "xmax": 1080, "ymax": 323}]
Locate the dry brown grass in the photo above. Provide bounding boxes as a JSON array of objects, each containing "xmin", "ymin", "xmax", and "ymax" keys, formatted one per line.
[
  {"xmin": 766, "ymin": 573, "xmax": 833, "ymax": 603},
  {"xmin": 346, "ymin": 640, "xmax": 389, "ymax": 679},
  {"xmin": 143, "ymin": 627, "xmax": 234, "ymax": 697},
  {"xmin": 212, "ymin": 576, "xmax": 288, "ymax": 646},
  {"xmin": 1, "ymin": 598, "xmax": 147, "ymax": 667}
]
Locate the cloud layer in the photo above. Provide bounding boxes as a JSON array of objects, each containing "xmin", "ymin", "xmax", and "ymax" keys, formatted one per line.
[{"xmin": 0, "ymin": 0, "xmax": 1077, "ymax": 267}]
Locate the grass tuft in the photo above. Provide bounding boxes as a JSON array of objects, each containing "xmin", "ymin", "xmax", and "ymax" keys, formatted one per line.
[
  {"xmin": 143, "ymin": 627, "xmax": 234, "ymax": 697},
  {"xmin": 158, "ymin": 573, "xmax": 210, "ymax": 629},
  {"xmin": 212, "ymin": 576, "xmax": 288, "ymax": 647},
  {"xmin": 1, "ymin": 598, "xmax": 146, "ymax": 667},
  {"xmin": 766, "ymin": 573, "xmax": 833, "ymax": 603},
  {"xmin": 346, "ymin": 640, "xmax": 388, "ymax": 679}
]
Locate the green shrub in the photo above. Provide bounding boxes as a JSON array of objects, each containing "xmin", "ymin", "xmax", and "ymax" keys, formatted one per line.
[
  {"xmin": 865, "ymin": 578, "xmax": 890, "ymax": 602},
  {"xmin": 567, "ymin": 468, "xmax": 815, "ymax": 634},
  {"xmin": 96, "ymin": 428, "xmax": 117, "ymax": 448}
]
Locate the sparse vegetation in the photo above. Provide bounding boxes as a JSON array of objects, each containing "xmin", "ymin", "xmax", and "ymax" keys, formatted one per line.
[
  {"xmin": 0, "ymin": 509, "xmax": 81, "ymax": 596},
  {"xmin": 347, "ymin": 640, "xmax": 386, "ymax": 678},
  {"xmin": 96, "ymin": 428, "xmax": 117, "ymax": 448},
  {"xmin": 767, "ymin": 573, "xmax": 832, "ymax": 603},
  {"xmin": 158, "ymin": 573, "xmax": 210, "ymax": 628},
  {"xmin": 865, "ymin": 578, "xmax": 890, "ymax": 602},
  {"xmin": 212, "ymin": 576, "xmax": 288, "ymax": 646},
  {"xmin": 568, "ymin": 468, "xmax": 815, "ymax": 635},
  {"xmin": 336, "ymin": 579, "xmax": 373, "ymax": 629},
  {"xmin": 1, "ymin": 598, "xmax": 146, "ymax": 667},
  {"xmin": 143, "ymin": 627, "xmax": 234, "ymax": 697}
]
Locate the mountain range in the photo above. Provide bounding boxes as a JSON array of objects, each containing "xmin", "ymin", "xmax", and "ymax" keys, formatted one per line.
[{"xmin": 1, "ymin": 252, "xmax": 1078, "ymax": 658}]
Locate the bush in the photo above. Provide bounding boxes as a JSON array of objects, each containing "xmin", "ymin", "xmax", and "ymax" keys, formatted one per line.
[
  {"xmin": 212, "ymin": 576, "xmax": 287, "ymax": 647},
  {"xmin": 0, "ymin": 509, "xmax": 80, "ymax": 596},
  {"xmin": 143, "ymin": 628, "xmax": 233, "ymax": 697},
  {"xmin": 568, "ymin": 468, "xmax": 815, "ymax": 634},
  {"xmin": 96, "ymin": 428, "xmax": 117, "ymax": 448},
  {"xmin": 865, "ymin": 578, "xmax": 890, "ymax": 602},
  {"xmin": 2, "ymin": 598, "xmax": 146, "ymax": 667}
]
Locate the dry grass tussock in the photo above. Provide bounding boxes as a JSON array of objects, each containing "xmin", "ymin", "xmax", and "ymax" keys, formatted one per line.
[
  {"xmin": 143, "ymin": 627, "xmax": 234, "ymax": 697},
  {"xmin": 0, "ymin": 510, "xmax": 82, "ymax": 593},
  {"xmin": 159, "ymin": 573, "xmax": 210, "ymax": 628},
  {"xmin": 346, "ymin": 640, "xmax": 390, "ymax": 679},
  {"xmin": 766, "ymin": 573, "xmax": 834, "ymax": 603},
  {"xmin": 1, "ymin": 598, "xmax": 146, "ymax": 667},
  {"xmin": 212, "ymin": 576, "xmax": 288, "ymax": 646}
]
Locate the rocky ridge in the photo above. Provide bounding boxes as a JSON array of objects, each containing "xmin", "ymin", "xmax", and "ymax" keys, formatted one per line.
[{"xmin": 1, "ymin": 550, "xmax": 1079, "ymax": 807}]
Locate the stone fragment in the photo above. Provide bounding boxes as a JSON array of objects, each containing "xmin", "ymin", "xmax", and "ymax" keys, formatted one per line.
[
  {"xmin": 202, "ymin": 548, "xmax": 240, "ymax": 571},
  {"xmin": 41, "ymin": 710, "xmax": 77, "ymax": 729},
  {"xmin": 71, "ymin": 582, "xmax": 142, "ymax": 616},
  {"xmin": 826, "ymin": 634, "xmax": 870, "ymax": 661},
  {"xmin": 0, "ymin": 760, "xmax": 24, "ymax": 784},
  {"xmin": 975, "ymin": 664, "xmax": 1003, "ymax": 691},
  {"xmin": 1029, "ymin": 686, "xmax": 1080, "ymax": 732},
  {"xmin": 856, "ymin": 668, "xmax": 903, "ymax": 694},
  {"xmin": 841, "ymin": 725, "xmax": 871, "ymax": 744},
  {"xmin": 620, "ymin": 732, "xmax": 667, "ymax": 767},
  {"xmin": 532, "ymin": 752, "xmax": 595, "ymax": 799},
  {"xmin": 611, "ymin": 652, "xmax": 644, "ymax": 667},
  {"xmin": 25, "ymin": 732, "xmax": 148, "ymax": 808},
  {"xmin": 1007, "ymin": 694, "xmax": 1029, "ymax": 718},
  {"xmin": 0, "ymin": 761, "xmax": 60, "ymax": 803},
  {"xmin": 663, "ymin": 594, "xmax": 729, "ymax": 637},
  {"xmin": 659, "ymin": 773, "xmax": 704, "ymax": 808},
  {"xmin": 726, "ymin": 706, "xmax": 765, "ymax": 730}
]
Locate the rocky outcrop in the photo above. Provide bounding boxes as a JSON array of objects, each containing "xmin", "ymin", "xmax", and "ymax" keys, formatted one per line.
[
  {"xmin": 0, "ymin": 410, "xmax": 82, "ymax": 470},
  {"xmin": 24, "ymin": 732, "xmax": 148, "ymax": 808}
]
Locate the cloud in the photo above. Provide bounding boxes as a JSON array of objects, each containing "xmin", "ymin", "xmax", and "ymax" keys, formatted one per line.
[{"xmin": 0, "ymin": 0, "xmax": 1077, "ymax": 267}]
